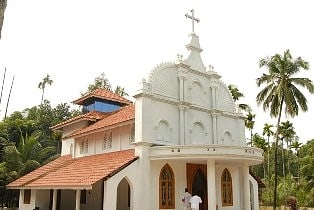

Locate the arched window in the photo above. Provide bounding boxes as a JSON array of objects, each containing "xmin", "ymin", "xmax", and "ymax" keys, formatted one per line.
[
  {"xmin": 159, "ymin": 164, "xmax": 175, "ymax": 209},
  {"xmin": 221, "ymin": 168, "xmax": 233, "ymax": 206}
]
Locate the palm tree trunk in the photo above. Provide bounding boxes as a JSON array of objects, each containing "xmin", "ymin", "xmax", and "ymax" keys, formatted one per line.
[
  {"xmin": 273, "ymin": 98, "xmax": 284, "ymax": 210},
  {"xmin": 286, "ymin": 140, "xmax": 290, "ymax": 175},
  {"xmin": 41, "ymin": 88, "xmax": 45, "ymax": 104},
  {"xmin": 281, "ymin": 138, "xmax": 285, "ymax": 179},
  {"xmin": 267, "ymin": 137, "xmax": 270, "ymax": 184}
]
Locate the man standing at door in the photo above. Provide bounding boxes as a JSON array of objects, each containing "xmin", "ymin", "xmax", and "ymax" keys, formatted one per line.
[
  {"xmin": 189, "ymin": 192, "xmax": 202, "ymax": 210},
  {"xmin": 182, "ymin": 188, "xmax": 192, "ymax": 210}
]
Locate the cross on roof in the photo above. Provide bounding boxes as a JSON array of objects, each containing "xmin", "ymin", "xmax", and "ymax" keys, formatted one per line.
[{"xmin": 185, "ymin": 9, "xmax": 200, "ymax": 33}]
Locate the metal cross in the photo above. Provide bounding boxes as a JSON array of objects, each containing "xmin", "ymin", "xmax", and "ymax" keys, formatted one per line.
[{"xmin": 185, "ymin": 9, "xmax": 200, "ymax": 33}]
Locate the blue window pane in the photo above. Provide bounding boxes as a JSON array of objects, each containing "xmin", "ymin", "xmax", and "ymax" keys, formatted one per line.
[{"xmin": 83, "ymin": 101, "xmax": 121, "ymax": 113}]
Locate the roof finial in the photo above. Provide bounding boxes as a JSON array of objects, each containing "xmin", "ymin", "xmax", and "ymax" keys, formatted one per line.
[{"xmin": 185, "ymin": 9, "xmax": 200, "ymax": 34}]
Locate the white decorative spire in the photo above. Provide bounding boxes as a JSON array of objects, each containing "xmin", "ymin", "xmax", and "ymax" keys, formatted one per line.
[{"xmin": 184, "ymin": 9, "xmax": 206, "ymax": 72}]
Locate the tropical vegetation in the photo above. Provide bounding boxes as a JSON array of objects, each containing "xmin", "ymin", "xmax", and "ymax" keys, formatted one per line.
[{"xmin": 256, "ymin": 49, "xmax": 314, "ymax": 209}]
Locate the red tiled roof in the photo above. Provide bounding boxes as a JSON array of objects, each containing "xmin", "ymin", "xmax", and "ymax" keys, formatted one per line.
[
  {"xmin": 67, "ymin": 105, "xmax": 135, "ymax": 138},
  {"xmin": 51, "ymin": 111, "xmax": 109, "ymax": 130},
  {"xmin": 7, "ymin": 149, "xmax": 137, "ymax": 189},
  {"xmin": 72, "ymin": 88, "xmax": 132, "ymax": 106}
]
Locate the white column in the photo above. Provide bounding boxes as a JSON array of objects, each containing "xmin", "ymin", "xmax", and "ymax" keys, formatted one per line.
[
  {"xmin": 75, "ymin": 189, "xmax": 81, "ymax": 210},
  {"xmin": 52, "ymin": 189, "xmax": 57, "ymax": 210},
  {"xmin": 179, "ymin": 105, "xmax": 185, "ymax": 145},
  {"xmin": 211, "ymin": 114, "xmax": 218, "ymax": 144},
  {"xmin": 134, "ymin": 143, "xmax": 151, "ymax": 209},
  {"xmin": 179, "ymin": 76, "xmax": 184, "ymax": 101},
  {"xmin": 184, "ymin": 78, "xmax": 188, "ymax": 102},
  {"xmin": 214, "ymin": 87, "xmax": 218, "ymax": 109},
  {"xmin": 207, "ymin": 159, "xmax": 216, "ymax": 210},
  {"xmin": 103, "ymin": 181, "xmax": 107, "ymax": 210},
  {"xmin": 243, "ymin": 163, "xmax": 250, "ymax": 210},
  {"xmin": 184, "ymin": 108, "xmax": 188, "ymax": 144}
]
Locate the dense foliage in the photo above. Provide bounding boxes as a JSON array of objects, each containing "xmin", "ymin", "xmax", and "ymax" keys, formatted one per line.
[{"xmin": 0, "ymin": 100, "xmax": 80, "ymax": 207}]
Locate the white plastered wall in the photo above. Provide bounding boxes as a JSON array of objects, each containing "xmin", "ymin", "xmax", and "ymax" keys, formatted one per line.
[
  {"xmin": 74, "ymin": 124, "xmax": 134, "ymax": 158},
  {"xmin": 249, "ymin": 175, "xmax": 259, "ymax": 210},
  {"xmin": 150, "ymin": 160, "xmax": 186, "ymax": 210},
  {"xmin": 215, "ymin": 164, "xmax": 242, "ymax": 210}
]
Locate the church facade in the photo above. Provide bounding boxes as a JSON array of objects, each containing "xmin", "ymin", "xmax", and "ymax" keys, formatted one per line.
[{"xmin": 7, "ymin": 13, "xmax": 263, "ymax": 210}]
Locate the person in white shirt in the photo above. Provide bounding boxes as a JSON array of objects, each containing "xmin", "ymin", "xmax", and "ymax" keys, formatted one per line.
[
  {"xmin": 181, "ymin": 188, "xmax": 192, "ymax": 210},
  {"xmin": 189, "ymin": 193, "xmax": 202, "ymax": 210}
]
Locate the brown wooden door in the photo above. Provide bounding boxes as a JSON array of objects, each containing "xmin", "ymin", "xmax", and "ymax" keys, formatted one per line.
[{"xmin": 187, "ymin": 163, "xmax": 208, "ymax": 210}]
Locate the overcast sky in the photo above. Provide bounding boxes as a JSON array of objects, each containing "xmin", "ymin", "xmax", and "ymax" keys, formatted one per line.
[{"xmin": 0, "ymin": 0, "xmax": 313, "ymax": 143}]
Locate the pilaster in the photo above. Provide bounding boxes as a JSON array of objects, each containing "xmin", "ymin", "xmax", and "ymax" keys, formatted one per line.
[
  {"xmin": 207, "ymin": 159, "xmax": 216, "ymax": 210},
  {"xmin": 242, "ymin": 163, "xmax": 250, "ymax": 210}
]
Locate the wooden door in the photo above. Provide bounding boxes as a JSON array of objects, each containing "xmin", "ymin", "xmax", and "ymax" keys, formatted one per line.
[{"xmin": 187, "ymin": 163, "xmax": 208, "ymax": 210}]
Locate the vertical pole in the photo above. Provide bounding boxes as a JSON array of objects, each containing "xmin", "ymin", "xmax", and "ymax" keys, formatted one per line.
[
  {"xmin": 4, "ymin": 75, "xmax": 14, "ymax": 118},
  {"xmin": 0, "ymin": 67, "xmax": 6, "ymax": 106}
]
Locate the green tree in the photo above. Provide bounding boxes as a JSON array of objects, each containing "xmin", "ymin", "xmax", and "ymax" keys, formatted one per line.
[
  {"xmin": 38, "ymin": 74, "xmax": 53, "ymax": 104},
  {"xmin": 290, "ymin": 140, "xmax": 302, "ymax": 183},
  {"xmin": 86, "ymin": 72, "xmax": 112, "ymax": 93},
  {"xmin": 300, "ymin": 140, "xmax": 314, "ymax": 193},
  {"xmin": 263, "ymin": 123, "xmax": 274, "ymax": 180},
  {"xmin": 114, "ymin": 85, "xmax": 129, "ymax": 97},
  {"xmin": 245, "ymin": 111, "xmax": 255, "ymax": 145},
  {"xmin": 3, "ymin": 131, "xmax": 56, "ymax": 177},
  {"xmin": 256, "ymin": 49, "xmax": 314, "ymax": 209},
  {"xmin": 278, "ymin": 120, "xmax": 296, "ymax": 176},
  {"xmin": 252, "ymin": 133, "xmax": 267, "ymax": 178},
  {"xmin": 228, "ymin": 84, "xmax": 251, "ymax": 112}
]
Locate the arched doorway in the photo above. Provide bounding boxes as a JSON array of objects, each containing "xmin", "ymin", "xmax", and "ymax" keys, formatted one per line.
[
  {"xmin": 116, "ymin": 178, "xmax": 131, "ymax": 210},
  {"xmin": 187, "ymin": 164, "xmax": 208, "ymax": 210}
]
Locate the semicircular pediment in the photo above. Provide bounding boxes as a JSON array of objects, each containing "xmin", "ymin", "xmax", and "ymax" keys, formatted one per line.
[
  {"xmin": 212, "ymin": 81, "xmax": 236, "ymax": 113},
  {"xmin": 148, "ymin": 62, "xmax": 179, "ymax": 99}
]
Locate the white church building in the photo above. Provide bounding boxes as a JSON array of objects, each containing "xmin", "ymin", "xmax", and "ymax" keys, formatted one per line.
[{"xmin": 7, "ymin": 10, "xmax": 263, "ymax": 210}]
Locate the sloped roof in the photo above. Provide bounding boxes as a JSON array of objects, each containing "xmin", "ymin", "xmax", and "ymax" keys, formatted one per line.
[
  {"xmin": 7, "ymin": 149, "xmax": 137, "ymax": 189},
  {"xmin": 73, "ymin": 88, "xmax": 132, "ymax": 106},
  {"xmin": 66, "ymin": 104, "xmax": 135, "ymax": 138},
  {"xmin": 51, "ymin": 111, "xmax": 109, "ymax": 131}
]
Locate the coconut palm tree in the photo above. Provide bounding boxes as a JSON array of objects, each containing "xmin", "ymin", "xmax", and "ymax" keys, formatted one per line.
[
  {"xmin": 38, "ymin": 74, "xmax": 53, "ymax": 104},
  {"xmin": 290, "ymin": 140, "xmax": 302, "ymax": 183},
  {"xmin": 228, "ymin": 84, "xmax": 251, "ymax": 112},
  {"xmin": 256, "ymin": 49, "xmax": 314, "ymax": 209},
  {"xmin": 245, "ymin": 111, "xmax": 255, "ymax": 145},
  {"xmin": 263, "ymin": 123, "xmax": 274, "ymax": 180},
  {"xmin": 279, "ymin": 120, "xmax": 296, "ymax": 176}
]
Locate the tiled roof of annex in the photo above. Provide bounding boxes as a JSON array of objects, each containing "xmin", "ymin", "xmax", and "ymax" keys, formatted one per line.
[
  {"xmin": 72, "ymin": 88, "xmax": 132, "ymax": 106},
  {"xmin": 7, "ymin": 149, "xmax": 137, "ymax": 189},
  {"xmin": 66, "ymin": 104, "xmax": 135, "ymax": 139},
  {"xmin": 51, "ymin": 111, "xmax": 109, "ymax": 131}
]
